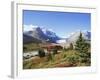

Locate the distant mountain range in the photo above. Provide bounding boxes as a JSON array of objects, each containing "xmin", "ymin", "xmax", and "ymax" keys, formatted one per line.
[
  {"xmin": 23, "ymin": 27, "xmax": 60, "ymax": 43},
  {"xmin": 66, "ymin": 31, "xmax": 91, "ymax": 43},
  {"xmin": 23, "ymin": 26, "xmax": 91, "ymax": 44},
  {"xmin": 56, "ymin": 31, "xmax": 91, "ymax": 44}
]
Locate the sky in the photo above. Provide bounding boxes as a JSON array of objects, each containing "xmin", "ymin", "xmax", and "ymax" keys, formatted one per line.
[{"xmin": 23, "ymin": 10, "xmax": 91, "ymax": 38}]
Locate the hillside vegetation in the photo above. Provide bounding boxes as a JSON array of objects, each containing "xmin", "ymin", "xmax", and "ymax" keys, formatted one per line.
[{"xmin": 23, "ymin": 32, "xmax": 91, "ymax": 69}]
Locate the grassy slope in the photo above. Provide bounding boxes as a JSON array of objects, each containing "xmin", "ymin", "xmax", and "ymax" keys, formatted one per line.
[
  {"xmin": 23, "ymin": 50, "xmax": 91, "ymax": 69},
  {"xmin": 23, "ymin": 43, "xmax": 40, "ymax": 52}
]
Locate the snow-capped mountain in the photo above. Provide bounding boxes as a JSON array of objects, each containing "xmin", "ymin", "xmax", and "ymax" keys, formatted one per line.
[
  {"xmin": 66, "ymin": 31, "xmax": 91, "ymax": 43},
  {"xmin": 56, "ymin": 31, "xmax": 91, "ymax": 44},
  {"xmin": 83, "ymin": 31, "xmax": 91, "ymax": 40},
  {"xmin": 24, "ymin": 27, "xmax": 48, "ymax": 41},
  {"xmin": 42, "ymin": 28, "xmax": 58, "ymax": 38},
  {"xmin": 42, "ymin": 28, "xmax": 60, "ymax": 41},
  {"xmin": 23, "ymin": 27, "xmax": 60, "ymax": 43},
  {"xmin": 56, "ymin": 31, "xmax": 91, "ymax": 48},
  {"xmin": 23, "ymin": 25, "xmax": 91, "ymax": 44}
]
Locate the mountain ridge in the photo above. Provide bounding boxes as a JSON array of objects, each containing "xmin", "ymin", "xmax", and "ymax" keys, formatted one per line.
[
  {"xmin": 23, "ymin": 26, "xmax": 91, "ymax": 44},
  {"xmin": 23, "ymin": 27, "xmax": 61, "ymax": 43}
]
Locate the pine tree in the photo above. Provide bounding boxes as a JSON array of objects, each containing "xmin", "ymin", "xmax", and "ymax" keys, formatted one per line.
[{"xmin": 75, "ymin": 32, "xmax": 90, "ymax": 63}]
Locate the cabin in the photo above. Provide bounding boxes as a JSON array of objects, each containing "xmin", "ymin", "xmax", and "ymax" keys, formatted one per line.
[{"xmin": 41, "ymin": 43, "xmax": 63, "ymax": 54}]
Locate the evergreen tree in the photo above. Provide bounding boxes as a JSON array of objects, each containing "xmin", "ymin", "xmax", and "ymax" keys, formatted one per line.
[{"xmin": 75, "ymin": 32, "xmax": 90, "ymax": 63}]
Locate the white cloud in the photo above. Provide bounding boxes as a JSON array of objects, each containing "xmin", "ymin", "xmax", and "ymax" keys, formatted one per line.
[{"xmin": 23, "ymin": 24, "xmax": 38, "ymax": 31}]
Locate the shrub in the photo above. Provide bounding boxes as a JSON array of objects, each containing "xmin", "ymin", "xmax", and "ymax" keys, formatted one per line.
[
  {"xmin": 47, "ymin": 53, "xmax": 54, "ymax": 61},
  {"xmin": 55, "ymin": 45, "xmax": 63, "ymax": 50},
  {"xmin": 38, "ymin": 49, "xmax": 45, "ymax": 57},
  {"xmin": 63, "ymin": 54, "xmax": 67, "ymax": 58},
  {"xmin": 69, "ymin": 43, "xmax": 74, "ymax": 50},
  {"xmin": 66, "ymin": 54, "xmax": 79, "ymax": 65},
  {"xmin": 53, "ymin": 49, "xmax": 58, "ymax": 55},
  {"xmin": 63, "ymin": 47, "xmax": 67, "ymax": 51}
]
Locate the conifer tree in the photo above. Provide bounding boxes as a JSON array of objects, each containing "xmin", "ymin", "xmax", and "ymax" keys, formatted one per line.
[{"xmin": 75, "ymin": 32, "xmax": 90, "ymax": 62}]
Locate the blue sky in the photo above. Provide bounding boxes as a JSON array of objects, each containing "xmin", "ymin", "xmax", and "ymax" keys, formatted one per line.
[{"xmin": 23, "ymin": 10, "xmax": 91, "ymax": 38}]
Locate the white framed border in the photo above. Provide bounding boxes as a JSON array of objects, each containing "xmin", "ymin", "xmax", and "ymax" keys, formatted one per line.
[{"xmin": 11, "ymin": 1, "xmax": 97, "ymax": 79}]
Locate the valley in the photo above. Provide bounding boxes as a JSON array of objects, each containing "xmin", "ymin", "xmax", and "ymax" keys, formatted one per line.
[{"xmin": 23, "ymin": 27, "xmax": 91, "ymax": 69}]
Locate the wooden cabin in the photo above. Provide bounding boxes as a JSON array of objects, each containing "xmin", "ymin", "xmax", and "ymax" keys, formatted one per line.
[{"xmin": 40, "ymin": 43, "xmax": 63, "ymax": 54}]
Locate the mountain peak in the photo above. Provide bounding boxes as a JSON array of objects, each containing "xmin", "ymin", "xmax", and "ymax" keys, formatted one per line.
[
  {"xmin": 23, "ymin": 26, "xmax": 61, "ymax": 43},
  {"xmin": 66, "ymin": 30, "xmax": 91, "ymax": 43}
]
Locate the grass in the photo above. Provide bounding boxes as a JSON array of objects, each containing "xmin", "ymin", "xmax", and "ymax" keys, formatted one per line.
[
  {"xmin": 23, "ymin": 43, "xmax": 40, "ymax": 52},
  {"xmin": 23, "ymin": 49, "xmax": 91, "ymax": 69}
]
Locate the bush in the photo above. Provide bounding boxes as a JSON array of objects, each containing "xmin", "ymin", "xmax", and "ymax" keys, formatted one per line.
[
  {"xmin": 63, "ymin": 43, "xmax": 74, "ymax": 52},
  {"xmin": 66, "ymin": 54, "xmax": 79, "ymax": 65},
  {"xmin": 53, "ymin": 49, "xmax": 58, "ymax": 55},
  {"xmin": 55, "ymin": 45, "xmax": 63, "ymax": 50},
  {"xmin": 63, "ymin": 47, "xmax": 67, "ymax": 51},
  {"xmin": 38, "ymin": 49, "xmax": 45, "ymax": 57},
  {"xmin": 63, "ymin": 54, "xmax": 67, "ymax": 58},
  {"xmin": 63, "ymin": 48, "xmax": 70, "ymax": 51},
  {"xmin": 47, "ymin": 53, "xmax": 55, "ymax": 62},
  {"xmin": 69, "ymin": 43, "xmax": 74, "ymax": 50}
]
